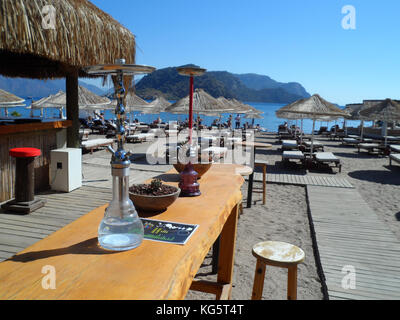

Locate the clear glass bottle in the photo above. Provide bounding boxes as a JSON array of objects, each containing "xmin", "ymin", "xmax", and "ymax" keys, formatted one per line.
[{"xmin": 98, "ymin": 162, "xmax": 144, "ymax": 251}]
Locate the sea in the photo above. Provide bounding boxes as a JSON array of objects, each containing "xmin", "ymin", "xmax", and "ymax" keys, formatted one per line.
[{"xmin": 1, "ymin": 98, "xmax": 369, "ymax": 134}]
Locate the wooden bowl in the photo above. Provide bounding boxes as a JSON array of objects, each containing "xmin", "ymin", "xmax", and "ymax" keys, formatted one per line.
[
  {"xmin": 173, "ymin": 162, "xmax": 212, "ymax": 178},
  {"xmin": 129, "ymin": 186, "xmax": 181, "ymax": 212}
]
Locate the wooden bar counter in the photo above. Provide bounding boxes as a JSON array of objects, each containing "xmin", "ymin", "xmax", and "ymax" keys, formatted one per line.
[
  {"xmin": 0, "ymin": 120, "xmax": 71, "ymax": 202},
  {"xmin": 0, "ymin": 164, "xmax": 244, "ymax": 300}
]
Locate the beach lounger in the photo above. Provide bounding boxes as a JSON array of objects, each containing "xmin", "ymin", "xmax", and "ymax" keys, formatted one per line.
[
  {"xmin": 389, "ymin": 153, "xmax": 400, "ymax": 166},
  {"xmin": 313, "ymin": 152, "xmax": 342, "ymax": 172},
  {"xmin": 357, "ymin": 143, "xmax": 383, "ymax": 154},
  {"xmin": 81, "ymin": 138, "xmax": 114, "ymax": 154},
  {"xmin": 303, "ymin": 141, "xmax": 324, "ymax": 152},
  {"xmin": 282, "ymin": 151, "xmax": 305, "ymax": 167},
  {"xmin": 282, "ymin": 140, "xmax": 298, "ymax": 151},
  {"xmin": 390, "ymin": 145, "xmax": 400, "ymax": 153},
  {"xmin": 202, "ymin": 146, "xmax": 228, "ymax": 159},
  {"xmin": 342, "ymin": 137, "xmax": 359, "ymax": 145},
  {"xmin": 126, "ymin": 133, "xmax": 155, "ymax": 143}
]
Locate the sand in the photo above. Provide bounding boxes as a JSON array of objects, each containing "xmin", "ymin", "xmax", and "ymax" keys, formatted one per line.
[{"xmin": 185, "ymin": 131, "xmax": 400, "ymax": 300}]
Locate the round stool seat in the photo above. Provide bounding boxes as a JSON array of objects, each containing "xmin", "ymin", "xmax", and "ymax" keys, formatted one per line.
[
  {"xmin": 252, "ymin": 241, "xmax": 305, "ymax": 268},
  {"xmin": 10, "ymin": 148, "xmax": 41, "ymax": 158},
  {"xmin": 236, "ymin": 165, "xmax": 253, "ymax": 176}
]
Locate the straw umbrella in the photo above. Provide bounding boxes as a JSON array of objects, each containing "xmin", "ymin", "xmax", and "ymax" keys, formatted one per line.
[
  {"xmin": 276, "ymin": 94, "xmax": 349, "ymax": 155},
  {"xmin": 0, "ymin": 0, "xmax": 136, "ymax": 147},
  {"xmin": 359, "ymin": 99, "xmax": 400, "ymax": 146},
  {"xmin": 245, "ymin": 112, "xmax": 263, "ymax": 128},
  {"xmin": 0, "ymin": 89, "xmax": 25, "ymax": 117}
]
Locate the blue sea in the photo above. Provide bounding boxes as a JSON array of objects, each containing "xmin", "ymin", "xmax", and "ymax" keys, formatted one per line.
[{"xmin": 2, "ymin": 98, "xmax": 370, "ymax": 134}]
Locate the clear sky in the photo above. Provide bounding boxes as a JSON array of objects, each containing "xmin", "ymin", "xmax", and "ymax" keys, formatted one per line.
[{"xmin": 87, "ymin": 0, "xmax": 400, "ymax": 105}]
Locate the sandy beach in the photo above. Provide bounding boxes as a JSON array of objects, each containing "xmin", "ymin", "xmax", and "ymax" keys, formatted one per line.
[{"xmin": 184, "ymin": 131, "xmax": 400, "ymax": 300}]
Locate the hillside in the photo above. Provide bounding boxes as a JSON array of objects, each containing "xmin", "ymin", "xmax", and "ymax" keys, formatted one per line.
[
  {"xmin": 135, "ymin": 65, "xmax": 310, "ymax": 103},
  {"xmin": 0, "ymin": 76, "xmax": 105, "ymax": 98}
]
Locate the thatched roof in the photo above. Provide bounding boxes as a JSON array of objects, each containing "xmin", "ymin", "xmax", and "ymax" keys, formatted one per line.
[
  {"xmin": 0, "ymin": 88, "xmax": 25, "ymax": 104},
  {"xmin": 111, "ymin": 89, "xmax": 149, "ymax": 110},
  {"xmin": 0, "ymin": 0, "xmax": 136, "ymax": 79},
  {"xmin": 31, "ymin": 86, "xmax": 110, "ymax": 108},
  {"xmin": 165, "ymin": 89, "xmax": 230, "ymax": 115},
  {"xmin": 140, "ymin": 96, "xmax": 171, "ymax": 114},
  {"xmin": 245, "ymin": 112, "xmax": 263, "ymax": 119},
  {"xmin": 359, "ymin": 98, "xmax": 400, "ymax": 120},
  {"xmin": 275, "ymin": 94, "xmax": 349, "ymax": 119}
]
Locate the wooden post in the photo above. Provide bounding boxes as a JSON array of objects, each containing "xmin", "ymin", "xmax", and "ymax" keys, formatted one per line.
[
  {"xmin": 287, "ymin": 266, "xmax": 298, "ymax": 300},
  {"xmin": 66, "ymin": 73, "xmax": 80, "ymax": 148}
]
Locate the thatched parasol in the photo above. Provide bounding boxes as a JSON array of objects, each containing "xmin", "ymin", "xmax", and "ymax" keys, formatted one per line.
[
  {"xmin": 0, "ymin": 88, "xmax": 25, "ymax": 104},
  {"xmin": 276, "ymin": 94, "xmax": 349, "ymax": 154},
  {"xmin": 31, "ymin": 87, "xmax": 111, "ymax": 109},
  {"xmin": 359, "ymin": 99, "xmax": 400, "ymax": 146},
  {"xmin": 0, "ymin": 0, "xmax": 136, "ymax": 79},
  {"xmin": 140, "ymin": 96, "xmax": 171, "ymax": 114},
  {"xmin": 165, "ymin": 89, "xmax": 231, "ymax": 115}
]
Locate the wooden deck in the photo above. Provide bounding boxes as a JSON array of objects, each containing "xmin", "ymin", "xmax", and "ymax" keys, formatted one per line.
[
  {"xmin": 0, "ymin": 185, "xmax": 112, "ymax": 262},
  {"xmin": 253, "ymin": 172, "xmax": 354, "ymax": 188},
  {"xmin": 307, "ymin": 185, "xmax": 400, "ymax": 300}
]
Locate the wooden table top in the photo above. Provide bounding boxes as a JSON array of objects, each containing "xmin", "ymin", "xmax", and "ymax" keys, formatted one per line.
[{"xmin": 0, "ymin": 164, "xmax": 245, "ymax": 300}]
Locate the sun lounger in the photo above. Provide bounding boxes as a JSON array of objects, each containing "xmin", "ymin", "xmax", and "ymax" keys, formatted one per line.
[
  {"xmin": 282, "ymin": 140, "xmax": 298, "ymax": 151},
  {"xmin": 303, "ymin": 141, "xmax": 324, "ymax": 151},
  {"xmin": 342, "ymin": 137, "xmax": 359, "ymax": 145},
  {"xmin": 81, "ymin": 138, "xmax": 114, "ymax": 154},
  {"xmin": 202, "ymin": 146, "xmax": 228, "ymax": 159},
  {"xmin": 126, "ymin": 133, "xmax": 155, "ymax": 143},
  {"xmin": 389, "ymin": 153, "xmax": 400, "ymax": 166},
  {"xmin": 313, "ymin": 152, "xmax": 342, "ymax": 172},
  {"xmin": 282, "ymin": 151, "xmax": 305, "ymax": 166},
  {"xmin": 357, "ymin": 143, "xmax": 382, "ymax": 154},
  {"xmin": 390, "ymin": 145, "xmax": 400, "ymax": 153}
]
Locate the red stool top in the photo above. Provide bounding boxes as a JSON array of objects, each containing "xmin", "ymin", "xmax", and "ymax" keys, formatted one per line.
[{"xmin": 9, "ymin": 148, "xmax": 41, "ymax": 158}]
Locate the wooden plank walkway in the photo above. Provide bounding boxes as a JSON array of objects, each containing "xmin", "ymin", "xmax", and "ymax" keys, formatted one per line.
[
  {"xmin": 0, "ymin": 185, "xmax": 112, "ymax": 262},
  {"xmin": 307, "ymin": 185, "xmax": 400, "ymax": 300},
  {"xmin": 252, "ymin": 172, "xmax": 354, "ymax": 188}
]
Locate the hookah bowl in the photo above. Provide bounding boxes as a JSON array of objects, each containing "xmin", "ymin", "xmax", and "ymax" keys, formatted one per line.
[{"xmin": 84, "ymin": 59, "xmax": 155, "ymax": 251}]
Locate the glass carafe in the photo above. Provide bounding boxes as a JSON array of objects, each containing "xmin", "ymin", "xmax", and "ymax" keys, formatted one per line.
[{"xmin": 98, "ymin": 161, "xmax": 144, "ymax": 251}]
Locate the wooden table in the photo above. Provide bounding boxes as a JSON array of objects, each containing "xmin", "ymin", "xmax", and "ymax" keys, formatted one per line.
[
  {"xmin": 0, "ymin": 164, "xmax": 244, "ymax": 300},
  {"xmin": 234, "ymin": 141, "xmax": 272, "ymax": 208}
]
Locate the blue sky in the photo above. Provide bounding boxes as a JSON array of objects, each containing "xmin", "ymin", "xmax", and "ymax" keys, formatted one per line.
[{"xmin": 86, "ymin": 0, "xmax": 400, "ymax": 105}]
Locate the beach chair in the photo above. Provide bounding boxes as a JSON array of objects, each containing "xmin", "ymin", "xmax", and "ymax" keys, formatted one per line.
[
  {"xmin": 282, "ymin": 140, "xmax": 298, "ymax": 151},
  {"xmin": 302, "ymin": 141, "xmax": 324, "ymax": 152},
  {"xmin": 313, "ymin": 152, "xmax": 341, "ymax": 172},
  {"xmin": 390, "ymin": 145, "xmax": 400, "ymax": 153},
  {"xmin": 282, "ymin": 151, "xmax": 305, "ymax": 167},
  {"xmin": 389, "ymin": 153, "xmax": 400, "ymax": 166},
  {"xmin": 81, "ymin": 138, "xmax": 114, "ymax": 154},
  {"xmin": 357, "ymin": 143, "xmax": 384, "ymax": 155}
]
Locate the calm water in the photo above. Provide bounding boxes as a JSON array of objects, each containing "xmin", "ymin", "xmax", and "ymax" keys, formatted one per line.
[{"xmin": 1, "ymin": 98, "xmax": 369, "ymax": 134}]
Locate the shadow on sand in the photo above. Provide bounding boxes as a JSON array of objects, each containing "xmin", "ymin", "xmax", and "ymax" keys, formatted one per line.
[{"xmin": 348, "ymin": 169, "xmax": 400, "ymax": 186}]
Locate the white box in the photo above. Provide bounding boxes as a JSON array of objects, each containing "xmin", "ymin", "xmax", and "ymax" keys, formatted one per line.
[{"xmin": 50, "ymin": 148, "xmax": 82, "ymax": 192}]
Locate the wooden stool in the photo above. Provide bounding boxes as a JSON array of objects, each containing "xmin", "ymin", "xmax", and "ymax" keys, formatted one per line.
[
  {"xmin": 237, "ymin": 165, "xmax": 253, "ymax": 215},
  {"xmin": 251, "ymin": 241, "xmax": 305, "ymax": 300},
  {"xmin": 1, "ymin": 148, "xmax": 46, "ymax": 214},
  {"xmin": 254, "ymin": 161, "xmax": 267, "ymax": 205}
]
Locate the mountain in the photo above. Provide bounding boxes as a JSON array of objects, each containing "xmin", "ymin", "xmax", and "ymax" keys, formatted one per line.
[
  {"xmin": 234, "ymin": 73, "xmax": 310, "ymax": 97},
  {"xmin": 0, "ymin": 76, "xmax": 106, "ymax": 98},
  {"xmin": 135, "ymin": 65, "xmax": 310, "ymax": 103}
]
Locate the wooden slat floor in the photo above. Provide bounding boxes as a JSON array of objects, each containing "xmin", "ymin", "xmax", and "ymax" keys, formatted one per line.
[
  {"xmin": 307, "ymin": 185, "xmax": 400, "ymax": 300},
  {"xmin": 252, "ymin": 172, "xmax": 354, "ymax": 188},
  {"xmin": 0, "ymin": 185, "xmax": 112, "ymax": 262}
]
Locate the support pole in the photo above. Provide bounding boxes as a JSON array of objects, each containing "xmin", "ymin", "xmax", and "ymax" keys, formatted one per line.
[{"xmin": 66, "ymin": 73, "xmax": 80, "ymax": 148}]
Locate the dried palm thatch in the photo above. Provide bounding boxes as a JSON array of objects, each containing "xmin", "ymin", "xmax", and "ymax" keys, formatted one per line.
[
  {"xmin": 141, "ymin": 96, "xmax": 171, "ymax": 114},
  {"xmin": 0, "ymin": 0, "xmax": 135, "ymax": 79},
  {"xmin": 166, "ymin": 89, "xmax": 230, "ymax": 115},
  {"xmin": 31, "ymin": 86, "xmax": 110, "ymax": 108},
  {"xmin": 0, "ymin": 88, "xmax": 25, "ymax": 104},
  {"xmin": 359, "ymin": 99, "xmax": 400, "ymax": 121}
]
